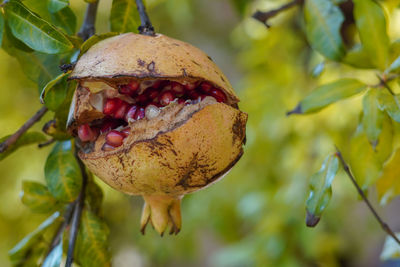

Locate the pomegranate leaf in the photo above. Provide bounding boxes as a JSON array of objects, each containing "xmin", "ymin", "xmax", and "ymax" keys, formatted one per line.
[
  {"xmin": 9, "ymin": 212, "xmax": 60, "ymax": 264},
  {"xmin": 378, "ymin": 90, "xmax": 400, "ymax": 123},
  {"xmin": 305, "ymin": 154, "xmax": 339, "ymax": 227},
  {"xmin": 288, "ymin": 79, "xmax": 366, "ymax": 115},
  {"xmin": 85, "ymin": 176, "xmax": 104, "ymax": 215},
  {"xmin": 0, "ymin": 131, "xmax": 47, "ymax": 161},
  {"xmin": 350, "ymin": 115, "xmax": 393, "ymax": 191},
  {"xmin": 4, "ymin": 1, "xmax": 74, "ymax": 54},
  {"xmin": 75, "ymin": 210, "xmax": 111, "ymax": 267},
  {"xmin": 362, "ymin": 89, "xmax": 384, "ymax": 148},
  {"xmin": 353, "ymin": 0, "xmax": 389, "ymax": 70},
  {"xmin": 42, "ymin": 236, "xmax": 63, "ymax": 267},
  {"xmin": 40, "ymin": 72, "xmax": 69, "ymax": 108},
  {"xmin": 110, "ymin": 0, "xmax": 140, "ymax": 33},
  {"xmin": 380, "ymin": 233, "xmax": 400, "ymax": 260},
  {"xmin": 50, "ymin": 6, "xmax": 77, "ymax": 36},
  {"xmin": 79, "ymin": 32, "xmax": 119, "ymax": 56},
  {"xmin": 21, "ymin": 181, "xmax": 58, "ymax": 213},
  {"xmin": 45, "ymin": 141, "xmax": 82, "ymax": 202},
  {"xmin": 47, "ymin": 0, "xmax": 69, "ymax": 14},
  {"xmin": 304, "ymin": 0, "xmax": 345, "ymax": 61},
  {"xmin": 377, "ymin": 148, "xmax": 400, "ymax": 205}
]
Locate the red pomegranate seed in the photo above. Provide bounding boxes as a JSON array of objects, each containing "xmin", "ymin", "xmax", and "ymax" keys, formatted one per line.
[
  {"xmin": 136, "ymin": 94, "xmax": 148, "ymax": 104},
  {"xmin": 187, "ymin": 90, "xmax": 200, "ymax": 100},
  {"xmin": 119, "ymin": 81, "xmax": 139, "ymax": 96},
  {"xmin": 145, "ymin": 88, "xmax": 159, "ymax": 100},
  {"xmin": 134, "ymin": 107, "xmax": 145, "ymax": 120},
  {"xmin": 171, "ymin": 82, "xmax": 184, "ymax": 94},
  {"xmin": 177, "ymin": 99, "xmax": 185, "ymax": 104},
  {"xmin": 78, "ymin": 124, "xmax": 98, "ymax": 142},
  {"xmin": 114, "ymin": 101, "xmax": 129, "ymax": 119},
  {"xmin": 152, "ymin": 80, "xmax": 163, "ymax": 89},
  {"xmin": 121, "ymin": 127, "xmax": 130, "ymax": 136},
  {"xmin": 103, "ymin": 98, "xmax": 120, "ymax": 115},
  {"xmin": 184, "ymin": 82, "xmax": 196, "ymax": 91},
  {"xmin": 200, "ymin": 82, "xmax": 212, "ymax": 93},
  {"xmin": 159, "ymin": 91, "xmax": 175, "ymax": 106},
  {"xmin": 100, "ymin": 120, "xmax": 119, "ymax": 133},
  {"xmin": 102, "ymin": 143, "xmax": 115, "ymax": 151},
  {"xmin": 105, "ymin": 130, "xmax": 125, "ymax": 147},
  {"xmin": 209, "ymin": 88, "xmax": 226, "ymax": 102},
  {"xmin": 125, "ymin": 105, "xmax": 138, "ymax": 122}
]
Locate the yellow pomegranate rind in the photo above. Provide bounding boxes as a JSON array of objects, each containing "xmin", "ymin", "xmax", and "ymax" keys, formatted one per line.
[{"xmin": 70, "ymin": 33, "xmax": 239, "ymax": 104}]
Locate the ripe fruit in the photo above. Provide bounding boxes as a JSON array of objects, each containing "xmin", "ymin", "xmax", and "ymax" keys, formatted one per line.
[{"xmin": 67, "ymin": 33, "xmax": 247, "ymax": 235}]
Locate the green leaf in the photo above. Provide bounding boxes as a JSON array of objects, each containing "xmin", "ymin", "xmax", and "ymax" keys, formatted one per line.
[
  {"xmin": 21, "ymin": 181, "xmax": 58, "ymax": 213},
  {"xmin": 40, "ymin": 72, "xmax": 69, "ymax": 106},
  {"xmin": 305, "ymin": 154, "xmax": 339, "ymax": 227},
  {"xmin": 380, "ymin": 233, "xmax": 400, "ymax": 260},
  {"xmin": 85, "ymin": 177, "xmax": 104, "ymax": 215},
  {"xmin": 362, "ymin": 89, "xmax": 384, "ymax": 147},
  {"xmin": 304, "ymin": 0, "xmax": 345, "ymax": 61},
  {"xmin": 80, "ymin": 32, "xmax": 119, "ymax": 56},
  {"xmin": 377, "ymin": 148, "xmax": 400, "ymax": 204},
  {"xmin": 385, "ymin": 55, "xmax": 400, "ymax": 74},
  {"xmin": 288, "ymin": 79, "xmax": 366, "ymax": 115},
  {"xmin": 76, "ymin": 210, "xmax": 110, "ymax": 267},
  {"xmin": 42, "ymin": 237, "xmax": 63, "ymax": 267},
  {"xmin": 45, "ymin": 141, "xmax": 82, "ymax": 202},
  {"xmin": 9, "ymin": 212, "xmax": 60, "ymax": 264},
  {"xmin": 4, "ymin": 1, "xmax": 74, "ymax": 54},
  {"xmin": 378, "ymin": 90, "xmax": 400, "ymax": 123},
  {"xmin": 0, "ymin": 132, "xmax": 47, "ymax": 161},
  {"xmin": 0, "ymin": 12, "xmax": 4, "ymax": 46},
  {"xmin": 350, "ymin": 115, "xmax": 393, "ymax": 191},
  {"xmin": 47, "ymin": 0, "xmax": 69, "ymax": 13},
  {"xmin": 311, "ymin": 62, "xmax": 325, "ymax": 78},
  {"xmin": 342, "ymin": 44, "xmax": 375, "ymax": 69},
  {"xmin": 50, "ymin": 6, "xmax": 77, "ymax": 35},
  {"xmin": 110, "ymin": 0, "xmax": 140, "ymax": 33},
  {"xmin": 42, "ymin": 119, "xmax": 72, "ymax": 140},
  {"xmin": 353, "ymin": 0, "xmax": 390, "ymax": 70},
  {"xmin": 84, "ymin": 0, "xmax": 98, "ymax": 3}
]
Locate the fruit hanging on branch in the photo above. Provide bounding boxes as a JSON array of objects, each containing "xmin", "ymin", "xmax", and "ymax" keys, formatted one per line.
[{"xmin": 66, "ymin": 33, "xmax": 248, "ymax": 235}]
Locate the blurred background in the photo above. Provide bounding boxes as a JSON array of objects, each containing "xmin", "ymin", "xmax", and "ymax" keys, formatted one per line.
[{"xmin": 1, "ymin": 0, "xmax": 400, "ymax": 266}]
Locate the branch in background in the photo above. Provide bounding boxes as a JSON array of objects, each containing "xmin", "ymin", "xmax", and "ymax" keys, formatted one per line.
[
  {"xmin": 65, "ymin": 150, "xmax": 89, "ymax": 267},
  {"xmin": 135, "ymin": 0, "xmax": 155, "ymax": 36},
  {"xmin": 0, "ymin": 106, "xmax": 48, "ymax": 153},
  {"xmin": 335, "ymin": 148, "xmax": 400, "ymax": 246},
  {"xmin": 78, "ymin": 1, "xmax": 99, "ymax": 41},
  {"xmin": 252, "ymin": 0, "xmax": 303, "ymax": 28}
]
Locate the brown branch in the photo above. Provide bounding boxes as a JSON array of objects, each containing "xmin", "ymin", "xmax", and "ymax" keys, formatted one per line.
[
  {"xmin": 252, "ymin": 0, "xmax": 303, "ymax": 28},
  {"xmin": 135, "ymin": 0, "xmax": 155, "ymax": 36},
  {"xmin": 78, "ymin": 1, "xmax": 99, "ymax": 41},
  {"xmin": 335, "ymin": 147, "xmax": 400, "ymax": 246},
  {"xmin": 65, "ymin": 148, "xmax": 89, "ymax": 267},
  {"xmin": 0, "ymin": 106, "xmax": 48, "ymax": 153}
]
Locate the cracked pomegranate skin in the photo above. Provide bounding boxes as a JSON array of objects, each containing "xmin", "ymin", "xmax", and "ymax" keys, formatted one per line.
[{"xmin": 68, "ymin": 33, "xmax": 247, "ymax": 234}]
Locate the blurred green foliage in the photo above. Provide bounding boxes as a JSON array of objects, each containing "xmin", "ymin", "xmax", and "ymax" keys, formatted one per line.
[{"xmin": 1, "ymin": 0, "xmax": 400, "ymax": 266}]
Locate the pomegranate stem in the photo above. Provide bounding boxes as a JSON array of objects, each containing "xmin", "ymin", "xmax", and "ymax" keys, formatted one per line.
[{"xmin": 135, "ymin": 0, "xmax": 155, "ymax": 36}]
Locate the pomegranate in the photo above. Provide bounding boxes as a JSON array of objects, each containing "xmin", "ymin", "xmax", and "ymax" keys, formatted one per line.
[{"xmin": 67, "ymin": 33, "xmax": 247, "ymax": 235}]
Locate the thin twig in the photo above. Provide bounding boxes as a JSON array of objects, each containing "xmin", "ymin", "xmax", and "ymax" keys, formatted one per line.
[
  {"xmin": 78, "ymin": 1, "xmax": 99, "ymax": 41},
  {"xmin": 335, "ymin": 147, "xmax": 400, "ymax": 246},
  {"xmin": 135, "ymin": 0, "xmax": 155, "ymax": 36},
  {"xmin": 252, "ymin": 0, "xmax": 303, "ymax": 28},
  {"xmin": 0, "ymin": 107, "xmax": 48, "ymax": 153},
  {"xmin": 44, "ymin": 204, "xmax": 74, "ymax": 260},
  {"xmin": 38, "ymin": 138, "xmax": 55, "ymax": 148},
  {"xmin": 376, "ymin": 74, "xmax": 396, "ymax": 95},
  {"xmin": 65, "ymin": 149, "xmax": 89, "ymax": 267}
]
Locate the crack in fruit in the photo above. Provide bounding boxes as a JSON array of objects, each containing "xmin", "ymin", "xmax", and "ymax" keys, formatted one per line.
[{"xmin": 74, "ymin": 79, "xmax": 226, "ymax": 151}]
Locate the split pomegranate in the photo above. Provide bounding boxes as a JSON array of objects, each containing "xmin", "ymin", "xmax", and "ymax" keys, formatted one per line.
[{"xmin": 67, "ymin": 33, "xmax": 247, "ymax": 235}]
